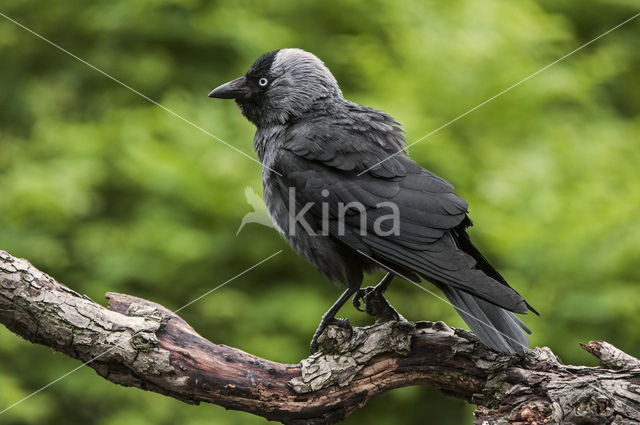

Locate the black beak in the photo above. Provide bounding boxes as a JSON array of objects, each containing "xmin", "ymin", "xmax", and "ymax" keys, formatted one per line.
[{"xmin": 208, "ymin": 76, "xmax": 248, "ymax": 99}]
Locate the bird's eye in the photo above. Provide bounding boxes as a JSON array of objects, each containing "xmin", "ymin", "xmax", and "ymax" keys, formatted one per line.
[{"xmin": 258, "ymin": 77, "xmax": 269, "ymax": 87}]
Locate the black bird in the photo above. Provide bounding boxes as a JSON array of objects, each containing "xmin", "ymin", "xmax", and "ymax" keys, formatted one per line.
[{"xmin": 209, "ymin": 48, "xmax": 537, "ymax": 355}]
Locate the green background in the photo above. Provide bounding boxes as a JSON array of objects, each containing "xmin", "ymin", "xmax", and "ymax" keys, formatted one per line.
[{"xmin": 1, "ymin": 1, "xmax": 639, "ymax": 424}]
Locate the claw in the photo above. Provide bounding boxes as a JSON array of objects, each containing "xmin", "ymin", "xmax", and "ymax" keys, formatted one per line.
[
  {"xmin": 310, "ymin": 317, "xmax": 352, "ymax": 354},
  {"xmin": 351, "ymin": 274, "xmax": 403, "ymax": 323},
  {"xmin": 361, "ymin": 287, "xmax": 404, "ymax": 323},
  {"xmin": 310, "ymin": 287, "xmax": 357, "ymax": 354},
  {"xmin": 352, "ymin": 290, "xmax": 363, "ymax": 311},
  {"xmin": 310, "ymin": 337, "xmax": 320, "ymax": 354},
  {"xmin": 352, "ymin": 287, "xmax": 372, "ymax": 312},
  {"xmin": 310, "ymin": 340, "xmax": 318, "ymax": 354}
]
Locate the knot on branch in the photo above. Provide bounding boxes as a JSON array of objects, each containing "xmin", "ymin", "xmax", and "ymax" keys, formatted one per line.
[{"xmin": 290, "ymin": 320, "xmax": 415, "ymax": 393}]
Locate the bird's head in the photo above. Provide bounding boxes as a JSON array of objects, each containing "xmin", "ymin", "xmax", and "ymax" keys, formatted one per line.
[{"xmin": 208, "ymin": 49, "xmax": 342, "ymax": 126}]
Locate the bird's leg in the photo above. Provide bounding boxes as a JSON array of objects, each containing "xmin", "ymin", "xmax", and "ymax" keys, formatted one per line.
[
  {"xmin": 352, "ymin": 273, "xmax": 405, "ymax": 323},
  {"xmin": 310, "ymin": 287, "xmax": 356, "ymax": 354}
]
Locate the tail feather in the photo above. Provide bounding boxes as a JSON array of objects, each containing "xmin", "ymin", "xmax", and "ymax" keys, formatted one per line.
[{"xmin": 441, "ymin": 285, "xmax": 530, "ymax": 355}]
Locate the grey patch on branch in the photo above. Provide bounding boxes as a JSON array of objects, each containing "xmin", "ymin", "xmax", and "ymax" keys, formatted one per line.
[
  {"xmin": 290, "ymin": 320, "xmax": 415, "ymax": 393},
  {"xmin": 0, "ymin": 250, "xmax": 176, "ymax": 388}
]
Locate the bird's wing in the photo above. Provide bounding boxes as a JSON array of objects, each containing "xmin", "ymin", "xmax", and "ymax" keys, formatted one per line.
[
  {"xmin": 276, "ymin": 123, "xmax": 529, "ymax": 314},
  {"xmin": 283, "ymin": 107, "xmax": 411, "ymax": 179}
]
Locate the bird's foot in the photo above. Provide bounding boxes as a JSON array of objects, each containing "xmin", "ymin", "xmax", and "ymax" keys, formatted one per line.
[
  {"xmin": 354, "ymin": 286, "xmax": 404, "ymax": 323},
  {"xmin": 309, "ymin": 317, "xmax": 352, "ymax": 354},
  {"xmin": 352, "ymin": 287, "xmax": 373, "ymax": 312}
]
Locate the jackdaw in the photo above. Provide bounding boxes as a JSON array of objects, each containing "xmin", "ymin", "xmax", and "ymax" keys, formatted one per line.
[{"xmin": 208, "ymin": 48, "xmax": 537, "ymax": 355}]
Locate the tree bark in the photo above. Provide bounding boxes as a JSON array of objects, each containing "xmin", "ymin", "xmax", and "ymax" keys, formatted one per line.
[{"xmin": 1, "ymin": 249, "xmax": 639, "ymax": 424}]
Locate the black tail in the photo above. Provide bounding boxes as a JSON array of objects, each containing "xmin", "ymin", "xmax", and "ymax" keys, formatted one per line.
[
  {"xmin": 452, "ymin": 220, "xmax": 539, "ymax": 315},
  {"xmin": 435, "ymin": 220, "xmax": 535, "ymax": 354},
  {"xmin": 440, "ymin": 285, "xmax": 531, "ymax": 355}
]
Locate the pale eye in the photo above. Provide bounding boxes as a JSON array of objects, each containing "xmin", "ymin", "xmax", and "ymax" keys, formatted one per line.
[{"xmin": 258, "ymin": 77, "xmax": 269, "ymax": 87}]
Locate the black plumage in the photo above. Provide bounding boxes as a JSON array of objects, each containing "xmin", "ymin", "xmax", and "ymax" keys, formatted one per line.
[{"xmin": 208, "ymin": 49, "xmax": 536, "ymax": 355}]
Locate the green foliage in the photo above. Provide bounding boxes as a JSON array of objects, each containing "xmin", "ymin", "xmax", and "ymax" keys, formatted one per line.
[{"xmin": 1, "ymin": 1, "xmax": 639, "ymax": 423}]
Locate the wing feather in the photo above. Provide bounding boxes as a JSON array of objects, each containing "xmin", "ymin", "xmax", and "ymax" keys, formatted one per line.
[{"xmin": 275, "ymin": 117, "xmax": 530, "ymax": 314}]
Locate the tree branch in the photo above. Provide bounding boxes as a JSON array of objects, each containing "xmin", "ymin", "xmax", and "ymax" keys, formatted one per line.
[{"xmin": 1, "ymin": 249, "xmax": 639, "ymax": 424}]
